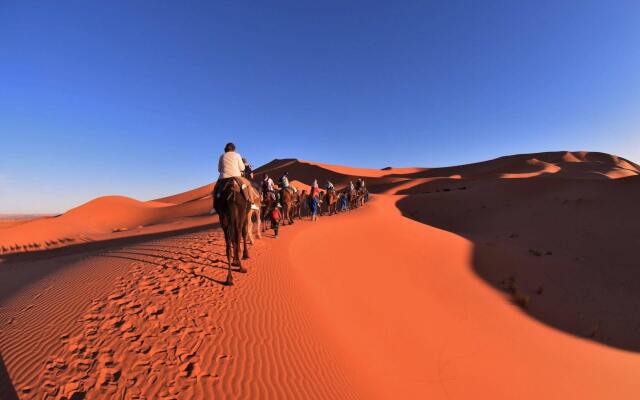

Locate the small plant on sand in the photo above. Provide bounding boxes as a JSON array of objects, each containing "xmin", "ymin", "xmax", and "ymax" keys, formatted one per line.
[
  {"xmin": 528, "ymin": 249, "xmax": 542, "ymax": 256},
  {"xmin": 512, "ymin": 292, "xmax": 531, "ymax": 309},
  {"xmin": 500, "ymin": 276, "xmax": 531, "ymax": 310}
]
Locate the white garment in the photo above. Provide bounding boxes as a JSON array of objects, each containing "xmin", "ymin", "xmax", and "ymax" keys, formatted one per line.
[
  {"xmin": 218, "ymin": 151, "xmax": 245, "ymax": 179},
  {"xmin": 265, "ymin": 178, "xmax": 274, "ymax": 191}
]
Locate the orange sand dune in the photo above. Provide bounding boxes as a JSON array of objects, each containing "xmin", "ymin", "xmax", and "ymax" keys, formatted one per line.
[
  {"xmin": 290, "ymin": 195, "xmax": 640, "ymax": 399},
  {"xmin": 498, "ymin": 157, "xmax": 561, "ymax": 178},
  {"xmin": 5, "ymin": 150, "xmax": 635, "ymax": 256},
  {"xmin": 289, "ymin": 179, "xmax": 312, "ymax": 193},
  {"xmin": 153, "ymin": 183, "xmax": 214, "ymax": 205},
  {"xmin": 0, "ymin": 196, "xmax": 214, "ymax": 254},
  {"xmin": 0, "ymin": 215, "xmax": 52, "ymax": 230},
  {"xmin": 301, "ymin": 159, "xmax": 427, "ymax": 178},
  {"xmin": 399, "ymin": 151, "xmax": 640, "ymax": 180},
  {"xmin": 255, "ymin": 159, "xmax": 416, "ymax": 192},
  {"xmin": 397, "ymin": 174, "xmax": 640, "ymax": 352},
  {"xmin": 2, "ymin": 150, "xmax": 640, "ymax": 399},
  {"xmin": 0, "ymin": 226, "xmax": 357, "ymax": 399}
]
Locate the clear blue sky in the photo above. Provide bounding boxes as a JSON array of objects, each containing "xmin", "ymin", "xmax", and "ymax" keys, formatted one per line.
[{"xmin": 1, "ymin": 1, "xmax": 639, "ymax": 213}]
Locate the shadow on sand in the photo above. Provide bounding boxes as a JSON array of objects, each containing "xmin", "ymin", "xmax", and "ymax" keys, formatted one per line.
[
  {"xmin": 396, "ymin": 175, "xmax": 640, "ymax": 352},
  {"xmin": 0, "ymin": 222, "xmax": 220, "ymax": 307},
  {"xmin": 0, "ymin": 352, "xmax": 18, "ymax": 400}
]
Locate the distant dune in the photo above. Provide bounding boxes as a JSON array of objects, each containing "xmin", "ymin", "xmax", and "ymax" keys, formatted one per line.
[
  {"xmin": 0, "ymin": 214, "xmax": 54, "ymax": 230},
  {"xmin": 2, "ymin": 150, "xmax": 640, "ymax": 399},
  {"xmin": 1, "ymin": 151, "xmax": 637, "ymax": 255}
]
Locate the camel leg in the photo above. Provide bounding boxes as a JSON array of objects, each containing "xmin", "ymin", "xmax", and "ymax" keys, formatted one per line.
[
  {"xmin": 224, "ymin": 229, "xmax": 234, "ymax": 286},
  {"xmin": 247, "ymin": 210, "xmax": 254, "ymax": 244},
  {"xmin": 225, "ymin": 256, "xmax": 234, "ymax": 285},
  {"xmin": 232, "ymin": 224, "xmax": 242, "ymax": 267},
  {"xmin": 241, "ymin": 216, "xmax": 249, "ymax": 263},
  {"xmin": 256, "ymin": 208, "xmax": 262, "ymax": 239}
]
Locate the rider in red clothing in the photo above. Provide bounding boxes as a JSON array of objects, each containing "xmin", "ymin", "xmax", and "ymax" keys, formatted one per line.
[{"xmin": 270, "ymin": 206, "xmax": 281, "ymax": 238}]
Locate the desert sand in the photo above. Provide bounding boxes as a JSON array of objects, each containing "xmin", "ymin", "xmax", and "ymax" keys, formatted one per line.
[{"xmin": 1, "ymin": 151, "xmax": 640, "ymax": 399}]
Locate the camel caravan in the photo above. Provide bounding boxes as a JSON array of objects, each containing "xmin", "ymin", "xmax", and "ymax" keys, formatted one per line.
[{"xmin": 212, "ymin": 143, "xmax": 369, "ymax": 285}]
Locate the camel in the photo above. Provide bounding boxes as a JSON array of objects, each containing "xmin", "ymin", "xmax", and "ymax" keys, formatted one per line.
[
  {"xmin": 325, "ymin": 189, "xmax": 338, "ymax": 215},
  {"xmin": 213, "ymin": 178, "xmax": 250, "ymax": 286},
  {"xmin": 293, "ymin": 189, "xmax": 307, "ymax": 219},
  {"xmin": 355, "ymin": 187, "xmax": 366, "ymax": 208},
  {"xmin": 297, "ymin": 190, "xmax": 308, "ymax": 219},
  {"xmin": 316, "ymin": 191, "xmax": 325, "ymax": 217},
  {"xmin": 281, "ymin": 187, "xmax": 298, "ymax": 225},
  {"xmin": 348, "ymin": 188, "xmax": 358, "ymax": 209},
  {"xmin": 246, "ymin": 184, "xmax": 262, "ymax": 244},
  {"xmin": 261, "ymin": 190, "xmax": 277, "ymax": 231}
]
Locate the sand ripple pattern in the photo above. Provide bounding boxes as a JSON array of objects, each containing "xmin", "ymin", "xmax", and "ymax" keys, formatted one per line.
[{"xmin": 8, "ymin": 228, "xmax": 355, "ymax": 399}]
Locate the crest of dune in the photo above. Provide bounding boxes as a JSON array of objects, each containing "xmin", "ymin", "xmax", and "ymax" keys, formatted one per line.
[
  {"xmin": 499, "ymin": 158, "xmax": 562, "ymax": 178},
  {"xmin": 562, "ymin": 151, "xmax": 584, "ymax": 162},
  {"xmin": 1, "ymin": 150, "xmax": 638, "ymax": 254}
]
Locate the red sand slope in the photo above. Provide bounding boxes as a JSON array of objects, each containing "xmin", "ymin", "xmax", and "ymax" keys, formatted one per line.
[
  {"xmin": 0, "ymin": 225, "xmax": 358, "ymax": 399},
  {"xmin": 1, "ymin": 150, "xmax": 640, "ymax": 399},
  {"xmin": 290, "ymin": 195, "xmax": 640, "ymax": 399}
]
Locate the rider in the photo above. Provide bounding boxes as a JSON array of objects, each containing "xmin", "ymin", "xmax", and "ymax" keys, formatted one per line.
[
  {"xmin": 279, "ymin": 172, "xmax": 290, "ymax": 189},
  {"xmin": 355, "ymin": 177, "xmax": 363, "ymax": 191},
  {"xmin": 242, "ymin": 158, "xmax": 254, "ymax": 180},
  {"xmin": 279, "ymin": 171, "xmax": 298, "ymax": 198},
  {"xmin": 339, "ymin": 192, "xmax": 348, "ymax": 211},
  {"xmin": 270, "ymin": 204, "xmax": 281, "ymax": 239},
  {"xmin": 349, "ymin": 180, "xmax": 355, "ymax": 193},
  {"xmin": 213, "ymin": 142, "xmax": 253, "ymax": 209},
  {"xmin": 309, "ymin": 179, "xmax": 320, "ymax": 221},
  {"xmin": 262, "ymin": 174, "xmax": 274, "ymax": 199},
  {"xmin": 326, "ymin": 180, "xmax": 335, "ymax": 192}
]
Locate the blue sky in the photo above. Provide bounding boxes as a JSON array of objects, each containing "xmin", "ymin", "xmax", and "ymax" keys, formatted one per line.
[{"xmin": 1, "ymin": 1, "xmax": 639, "ymax": 213}]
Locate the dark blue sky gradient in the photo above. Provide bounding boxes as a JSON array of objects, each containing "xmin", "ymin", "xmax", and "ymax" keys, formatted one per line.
[{"xmin": 1, "ymin": 1, "xmax": 639, "ymax": 212}]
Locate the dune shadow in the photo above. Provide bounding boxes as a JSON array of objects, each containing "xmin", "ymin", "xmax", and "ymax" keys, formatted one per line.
[
  {"xmin": 0, "ymin": 222, "xmax": 221, "ymax": 307},
  {"xmin": 0, "ymin": 221, "xmax": 220, "ymax": 263},
  {"xmin": 395, "ymin": 176, "xmax": 640, "ymax": 352},
  {"xmin": 131, "ymin": 244, "xmax": 227, "ymax": 259},
  {"xmin": 0, "ymin": 353, "xmax": 18, "ymax": 400},
  {"xmin": 99, "ymin": 253, "xmax": 232, "ymax": 286},
  {"xmin": 395, "ymin": 178, "xmax": 471, "ymax": 195},
  {"xmin": 97, "ymin": 233, "xmax": 243, "ymax": 287}
]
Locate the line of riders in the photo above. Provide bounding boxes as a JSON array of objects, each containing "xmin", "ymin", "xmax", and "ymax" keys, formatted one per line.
[
  {"xmin": 259, "ymin": 172, "xmax": 369, "ymax": 226},
  {"xmin": 212, "ymin": 143, "xmax": 369, "ymax": 285}
]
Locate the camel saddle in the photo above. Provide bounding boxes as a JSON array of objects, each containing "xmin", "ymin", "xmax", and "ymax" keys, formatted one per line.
[
  {"xmin": 215, "ymin": 177, "xmax": 260, "ymax": 204},
  {"xmin": 283, "ymin": 186, "xmax": 297, "ymax": 194}
]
